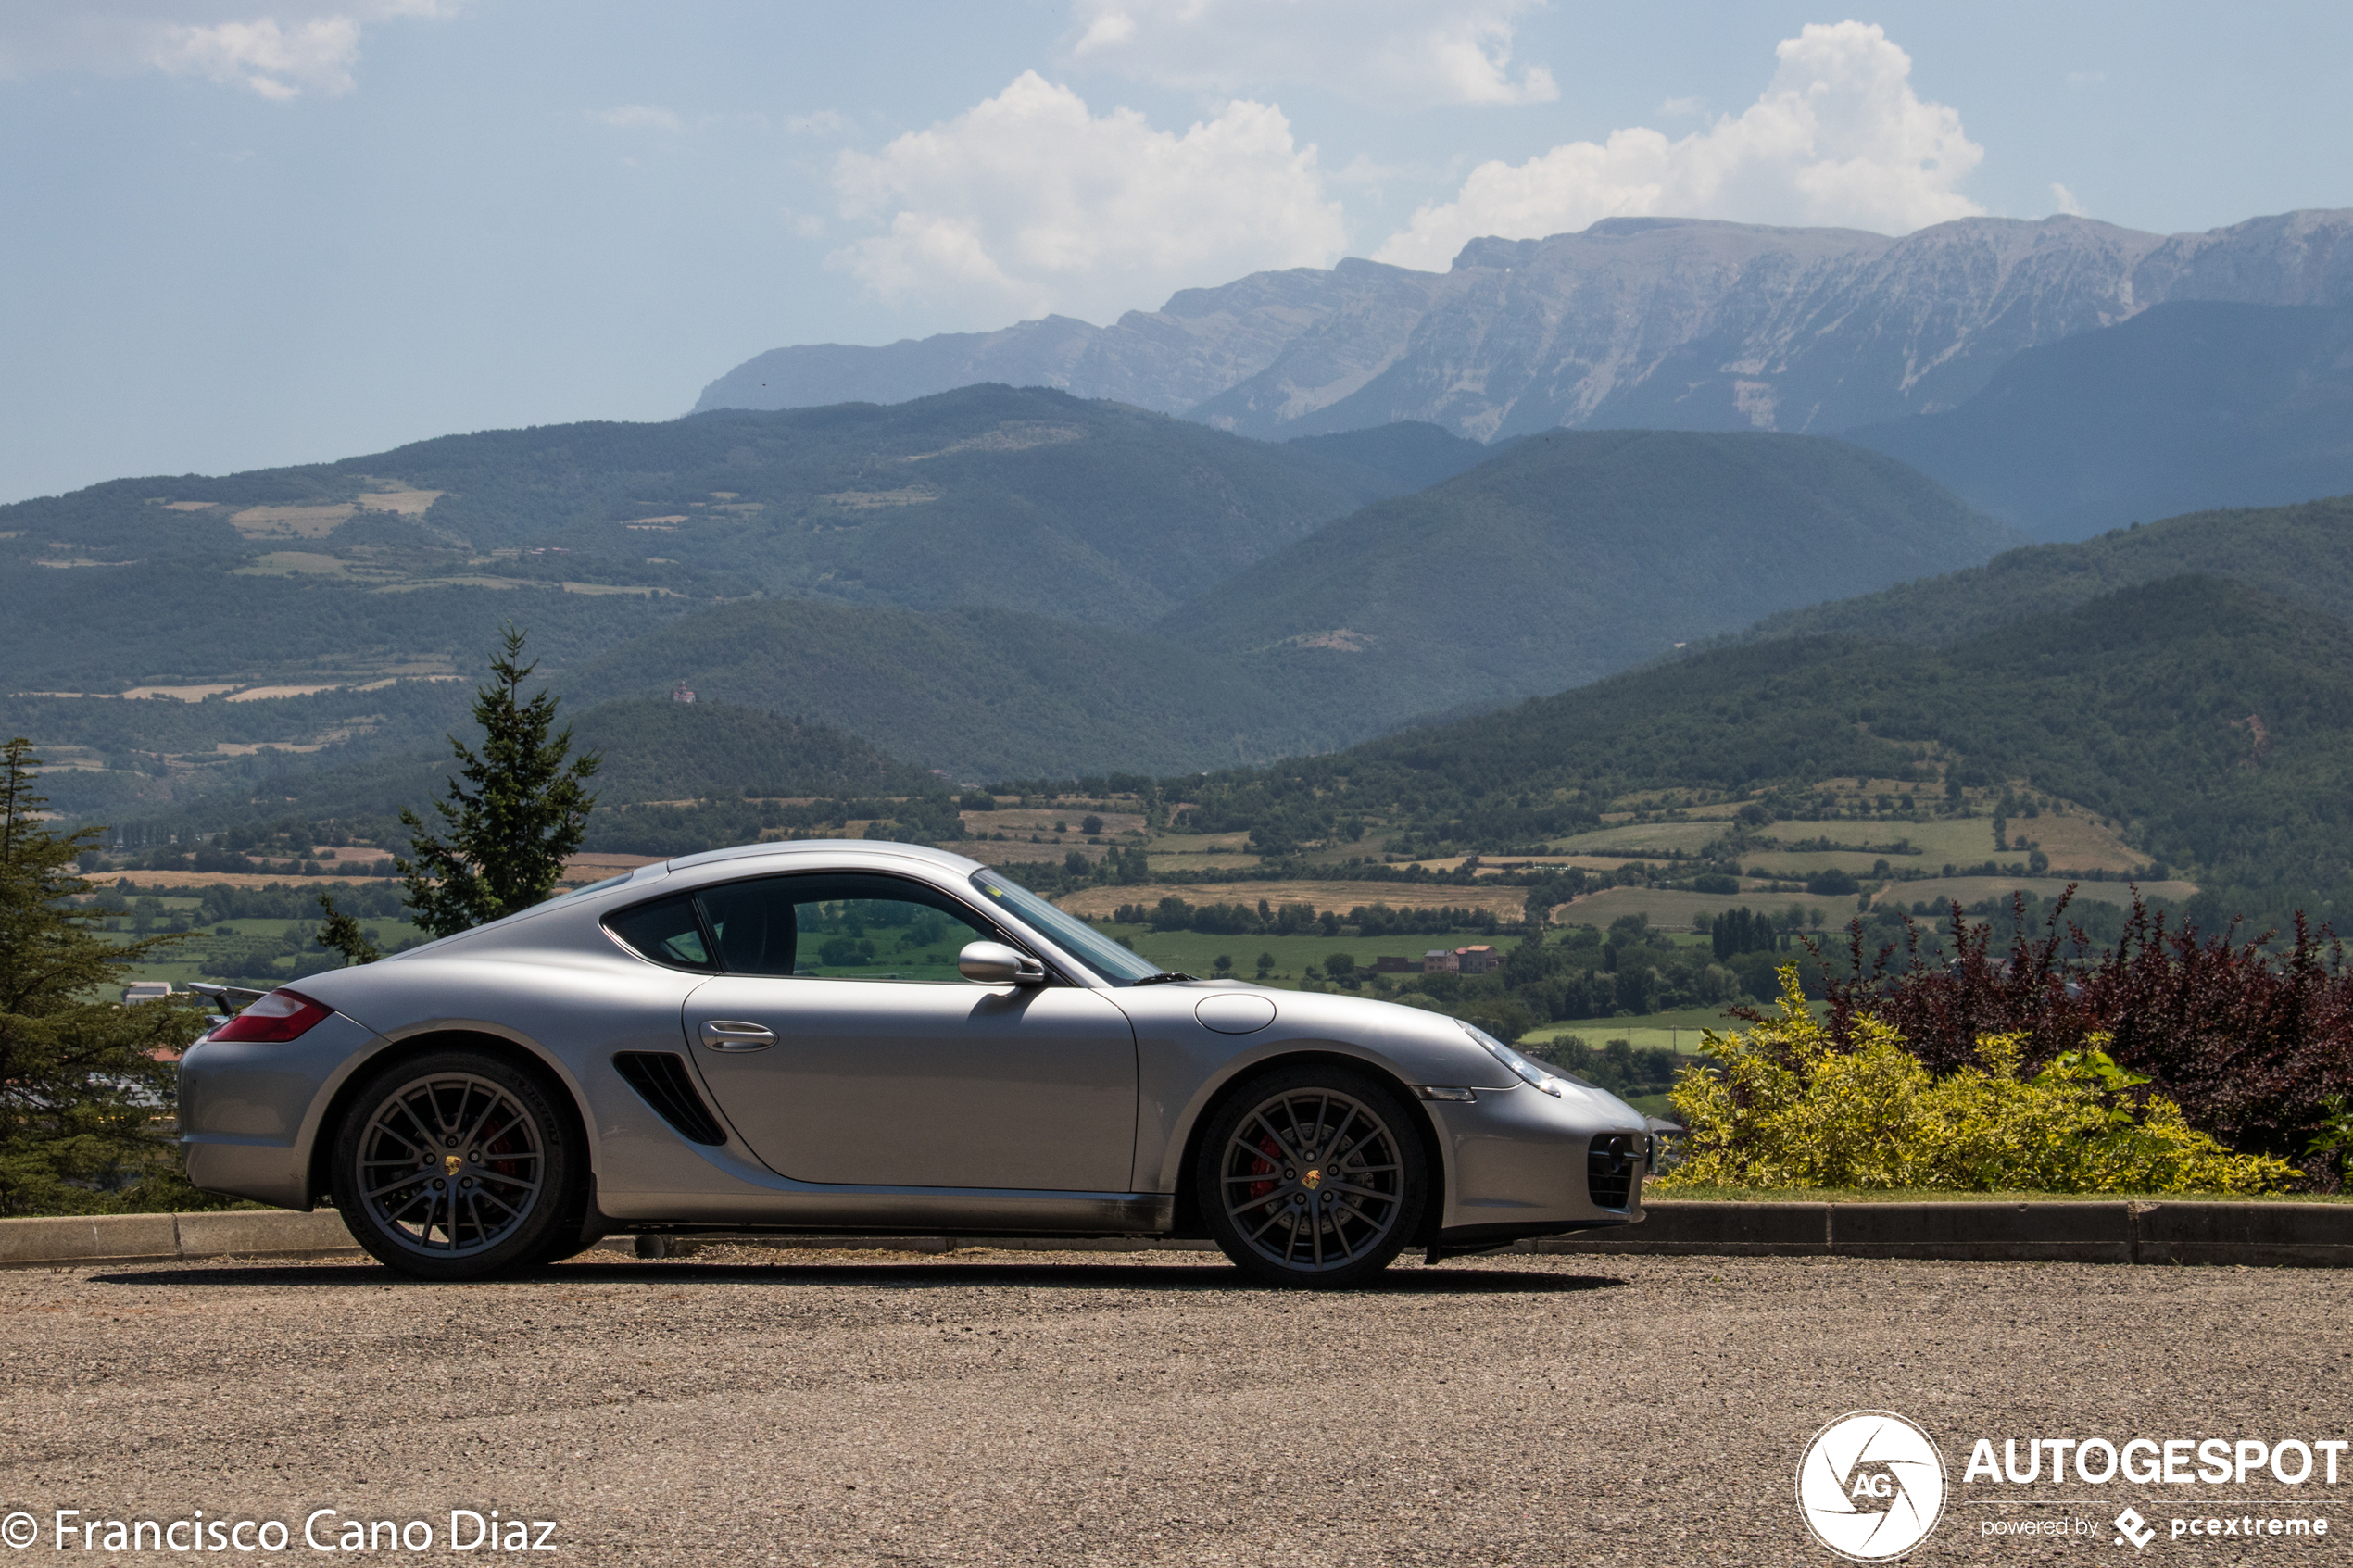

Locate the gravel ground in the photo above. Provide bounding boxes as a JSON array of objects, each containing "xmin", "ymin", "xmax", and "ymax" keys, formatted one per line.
[{"xmin": 2, "ymin": 1248, "xmax": 2348, "ymax": 1565}]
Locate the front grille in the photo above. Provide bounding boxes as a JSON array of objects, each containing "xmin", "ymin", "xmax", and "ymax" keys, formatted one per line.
[
  {"xmin": 613, "ymin": 1052, "xmax": 728, "ymax": 1146},
  {"xmin": 1588, "ymin": 1134, "xmax": 1640, "ymax": 1210}
]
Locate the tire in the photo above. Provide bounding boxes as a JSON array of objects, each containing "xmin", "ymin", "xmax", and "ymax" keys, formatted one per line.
[
  {"xmin": 330, "ymin": 1050, "xmax": 582, "ymax": 1282},
  {"xmin": 1198, "ymin": 1064, "xmax": 1428, "ymax": 1288}
]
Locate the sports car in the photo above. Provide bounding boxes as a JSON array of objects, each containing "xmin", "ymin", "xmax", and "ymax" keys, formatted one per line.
[{"xmin": 178, "ymin": 840, "xmax": 1655, "ymax": 1286}]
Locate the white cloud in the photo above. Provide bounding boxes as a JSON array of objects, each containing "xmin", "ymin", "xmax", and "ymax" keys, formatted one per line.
[
  {"xmin": 829, "ymin": 71, "xmax": 1346, "ymax": 325},
  {"xmin": 591, "ymin": 104, "xmax": 683, "ymax": 133},
  {"xmin": 0, "ymin": 2, "xmax": 450, "ymax": 98},
  {"xmin": 1067, "ymin": 0, "xmax": 1555, "ymax": 109},
  {"xmin": 2050, "ymin": 182, "xmax": 2086, "ymax": 217},
  {"xmin": 1373, "ymin": 21, "xmax": 1984, "ymax": 270}
]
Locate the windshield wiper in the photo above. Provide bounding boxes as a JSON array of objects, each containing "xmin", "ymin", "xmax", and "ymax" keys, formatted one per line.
[{"xmin": 1129, "ymin": 972, "xmax": 1198, "ymax": 986}]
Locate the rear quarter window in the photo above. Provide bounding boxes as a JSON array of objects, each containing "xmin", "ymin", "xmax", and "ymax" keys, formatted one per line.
[{"xmin": 603, "ymin": 894, "xmax": 715, "ymax": 971}]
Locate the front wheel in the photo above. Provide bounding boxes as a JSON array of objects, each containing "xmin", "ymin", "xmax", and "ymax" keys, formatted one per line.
[
  {"xmin": 1199, "ymin": 1066, "xmax": 1428, "ymax": 1288},
  {"xmin": 330, "ymin": 1050, "xmax": 581, "ymax": 1281}
]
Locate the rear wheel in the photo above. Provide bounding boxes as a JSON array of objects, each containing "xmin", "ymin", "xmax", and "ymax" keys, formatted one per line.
[
  {"xmin": 1199, "ymin": 1065, "xmax": 1427, "ymax": 1288},
  {"xmin": 330, "ymin": 1050, "xmax": 580, "ymax": 1281}
]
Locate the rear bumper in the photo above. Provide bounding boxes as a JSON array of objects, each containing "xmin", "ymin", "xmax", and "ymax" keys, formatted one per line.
[{"xmin": 178, "ymin": 1011, "xmax": 381, "ymax": 1210}]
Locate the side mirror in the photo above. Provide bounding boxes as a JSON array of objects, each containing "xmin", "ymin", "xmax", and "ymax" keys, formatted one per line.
[{"xmin": 959, "ymin": 941, "xmax": 1047, "ymax": 986}]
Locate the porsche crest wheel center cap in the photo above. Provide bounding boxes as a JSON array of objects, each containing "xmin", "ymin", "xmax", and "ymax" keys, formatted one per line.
[
  {"xmin": 1302, "ymin": 1169, "xmax": 1321, "ymax": 1190},
  {"xmin": 443, "ymin": 1153, "xmax": 464, "ymax": 1177}
]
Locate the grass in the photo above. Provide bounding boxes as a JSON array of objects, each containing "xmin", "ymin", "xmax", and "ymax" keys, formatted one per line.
[
  {"xmin": 1647, "ymin": 1185, "xmax": 2353, "ymax": 1204},
  {"xmin": 1523, "ymin": 1005, "xmax": 1756, "ymax": 1055},
  {"xmin": 1100, "ymin": 923, "xmax": 1501, "ymax": 986}
]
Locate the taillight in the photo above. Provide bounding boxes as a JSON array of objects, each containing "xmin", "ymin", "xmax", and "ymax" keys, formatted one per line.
[{"xmin": 206, "ymin": 988, "xmax": 333, "ymax": 1043}]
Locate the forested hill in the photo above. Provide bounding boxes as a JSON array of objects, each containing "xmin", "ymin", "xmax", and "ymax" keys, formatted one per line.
[
  {"xmin": 553, "ymin": 598, "xmax": 1355, "ymax": 780},
  {"xmin": 1716, "ymin": 493, "xmax": 2353, "ymax": 653},
  {"xmin": 0, "ymin": 385, "xmax": 1445, "ymax": 693},
  {"xmin": 570, "ymin": 698, "xmax": 936, "ymax": 802},
  {"xmin": 1848, "ymin": 302, "xmax": 2353, "ymax": 541},
  {"xmin": 1162, "ymin": 429, "xmax": 2021, "ymax": 718},
  {"xmin": 1176, "ymin": 575, "xmax": 2353, "ymax": 924},
  {"xmin": 100, "ymin": 696, "xmax": 945, "ymax": 846}
]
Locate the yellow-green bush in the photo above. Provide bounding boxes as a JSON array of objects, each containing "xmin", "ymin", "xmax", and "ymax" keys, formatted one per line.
[{"xmin": 1657, "ymin": 968, "xmax": 2297, "ymax": 1194}]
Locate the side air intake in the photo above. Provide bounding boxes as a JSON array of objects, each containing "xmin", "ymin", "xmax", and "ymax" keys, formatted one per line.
[{"xmin": 612, "ymin": 1052, "xmax": 728, "ymax": 1146}]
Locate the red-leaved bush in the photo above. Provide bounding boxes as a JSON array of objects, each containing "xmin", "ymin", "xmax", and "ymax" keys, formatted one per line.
[{"xmin": 1818, "ymin": 891, "xmax": 2353, "ymax": 1184}]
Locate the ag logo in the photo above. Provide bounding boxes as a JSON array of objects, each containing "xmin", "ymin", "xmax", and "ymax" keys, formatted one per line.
[{"xmin": 1796, "ymin": 1410, "xmax": 1947, "ymax": 1561}]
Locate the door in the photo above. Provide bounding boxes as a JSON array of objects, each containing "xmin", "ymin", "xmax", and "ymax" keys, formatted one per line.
[{"xmin": 679, "ymin": 871, "xmax": 1139, "ymax": 1190}]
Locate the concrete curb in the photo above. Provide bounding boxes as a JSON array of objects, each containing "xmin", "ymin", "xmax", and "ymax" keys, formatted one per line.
[
  {"xmin": 1533, "ymin": 1200, "xmax": 2353, "ymax": 1267},
  {"xmin": 4, "ymin": 1202, "xmax": 2348, "ymax": 1271},
  {"xmin": 0, "ymin": 1210, "xmax": 361, "ymax": 1269}
]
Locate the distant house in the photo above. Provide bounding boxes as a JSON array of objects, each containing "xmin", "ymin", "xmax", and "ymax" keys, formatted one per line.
[
  {"xmin": 1375, "ymin": 955, "xmax": 1414, "ymax": 972},
  {"xmin": 671, "ymin": 684, "xmax": 696, "ymax": 704},
  {"xmin": 1456, "ymin": 944, "xmax": 1498, "ymax": 974},
  {"xmin": 1422, "ymin": 949, "xmax": 1457, "ymax": 974},
  {"xmin": 122, "ymin": 981, "xmax": 173, "ymax": 1004}
]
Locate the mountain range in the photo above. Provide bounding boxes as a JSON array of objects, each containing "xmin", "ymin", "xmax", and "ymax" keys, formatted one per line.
[
  {"xmin": 1847, "ymin": 301, "xmax": 2353, "ymax": 539},
  {"xmin": 5, "ymin": 390, "xmax": 2014, "ymax": 791},
  {"xmin": 698, "ymin": 208, "xmax": 2353, "ymax": 446}
]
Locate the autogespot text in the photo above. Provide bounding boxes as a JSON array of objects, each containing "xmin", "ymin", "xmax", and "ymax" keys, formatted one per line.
[
  {"xmin": 0, "ymin": 1509, "xmax": 556, "ymax": 1553},
  {"xmin": 1963, "ymin": 1435, "xmax": 2348, "ymax": 1486}
]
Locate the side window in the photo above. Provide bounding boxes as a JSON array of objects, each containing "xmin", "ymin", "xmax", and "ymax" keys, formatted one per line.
[
  {"xmin": 603, "ymin": 894, "xmax": 715, "ymax": 971},
  {"xmin": 697, "ymin": 872, "xmax": 998, "ymax": 983}
]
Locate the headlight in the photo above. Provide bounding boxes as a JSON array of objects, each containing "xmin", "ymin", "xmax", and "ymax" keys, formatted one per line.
[{"xmin": 1455, "ymin": 1019, "xmax": 1566, "ymax": 1098}]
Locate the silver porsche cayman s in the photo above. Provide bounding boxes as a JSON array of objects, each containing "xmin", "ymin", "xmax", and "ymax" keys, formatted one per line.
[{"xmin": 179, "ymin": 840, "xmax": 1654, "ymax": 1286}]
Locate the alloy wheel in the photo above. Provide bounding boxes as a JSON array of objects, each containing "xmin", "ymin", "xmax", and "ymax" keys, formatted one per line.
[
  {"xmin": 1216, "ymin": 1085, "xmax": 1406, "ymax": 1275},
  {"xmin": 353, "ymin": 1072, "xmax": 545, "ymax": 1258}
]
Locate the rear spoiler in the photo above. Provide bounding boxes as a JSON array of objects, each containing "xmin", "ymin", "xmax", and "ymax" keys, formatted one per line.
[{"xmin": 188, "ymin": 982, "xmax": 270, "ymax": 1018}]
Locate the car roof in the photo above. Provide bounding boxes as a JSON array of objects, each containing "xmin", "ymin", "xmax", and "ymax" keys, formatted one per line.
[{"xmin": 664, "ymin": 838, "xmax": 988, "ymax": 879}]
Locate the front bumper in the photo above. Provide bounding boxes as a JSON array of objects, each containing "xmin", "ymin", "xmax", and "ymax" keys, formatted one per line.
[{"xmin": 1424, "ymin": 1082, "xmax": 1647, "ymax": 1236}]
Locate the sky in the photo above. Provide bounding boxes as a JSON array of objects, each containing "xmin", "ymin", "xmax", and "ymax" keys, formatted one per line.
[{"xmin": 3, "ymin": 0, "xmax": 2349, "ymax": 504}]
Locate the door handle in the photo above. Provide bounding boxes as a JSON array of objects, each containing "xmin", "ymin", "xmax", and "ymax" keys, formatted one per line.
[{"xmin": 699, "ymin": 1020, "xmax": 776, "ymax": 1051}]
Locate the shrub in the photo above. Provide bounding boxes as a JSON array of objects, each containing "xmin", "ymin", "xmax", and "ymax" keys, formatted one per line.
[
  {"xmin": 1659, "ymin": 969, "xmax": 2296, "ymax": 1195},
  {"xmin": 1824, "ymin": 893, "xmax": 2353, "ymax": 1170}
]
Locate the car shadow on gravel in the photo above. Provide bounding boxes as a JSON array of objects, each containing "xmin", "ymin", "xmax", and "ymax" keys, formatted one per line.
[{"xmin": 88, "ymin": 1261, "xmax": 1627, "ymax": 1295}]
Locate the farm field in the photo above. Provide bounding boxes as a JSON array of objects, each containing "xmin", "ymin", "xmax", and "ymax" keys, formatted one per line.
[
  {"xmin": 94, "ymin": 909, "xmax": 424, "ymax": 993},
  {"xmin": 1552, "ymin": 884, "xmax": 1854, "ymax": 932},
  {"xmin": 1057, "ymin": 879, "xmax": 1532, "ymax": 922},
  {"xmin": 1789, "ymin": 811, "xmax": 2143, "ymax": 873},
  {"xmin": 1873, "ymin": 874, "xmax": 2200, "ymax": 913},
  {"xmin": 1544, "ymin": 821, "xmax": 1722, "ymax": 856},
  {"xmin": 1097, "ymin": 924, "xmax": 1504, "ymax": 986},
  {"xmin": 1738, "ymin": 848, "xmax": 1915, "ymax": 877}
]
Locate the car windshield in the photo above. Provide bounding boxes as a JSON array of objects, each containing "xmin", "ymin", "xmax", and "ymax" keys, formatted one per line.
[{"xmin": 970, "ymin": 868, "xmax": 1164, "ymax": 985}]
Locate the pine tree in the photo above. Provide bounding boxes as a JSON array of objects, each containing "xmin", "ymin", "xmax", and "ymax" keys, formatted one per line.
[
  {"xmin": 0, "ymin": 737, "xmax": 204, "ymax": 1215},
  {"xmin": 314, "ymin": 894, "xmax": 381, "ymax": 966},
  {"xmin": 398, "ymin": 625, "xmax": 601, "ymax": 938}
]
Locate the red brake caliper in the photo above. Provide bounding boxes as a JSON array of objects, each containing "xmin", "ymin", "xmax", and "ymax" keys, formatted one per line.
[{"xmin": 1245, "ymin": 1134, "xmax": 1281, "ymax": 1210}]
